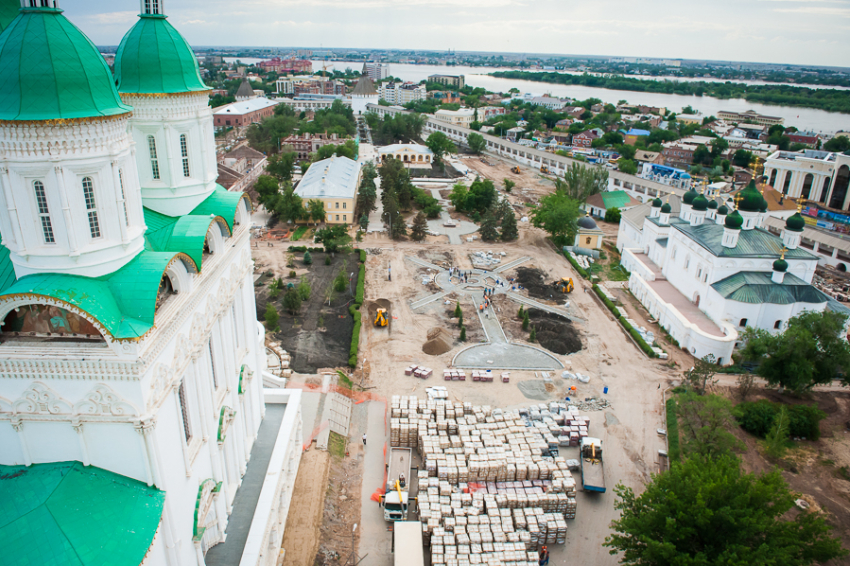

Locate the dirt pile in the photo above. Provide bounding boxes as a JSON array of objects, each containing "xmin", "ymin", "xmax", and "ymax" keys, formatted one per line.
[
  {"xmin": 527, "ymin": 309, "xmax": 582, "ymax": 355},
  {"xmin": 423, "ymin": 327, "xmax": 454, "ymax": 355},
  {"xmin": 515, "ymin": 267, "xmax": 557, "ymax": 300}
]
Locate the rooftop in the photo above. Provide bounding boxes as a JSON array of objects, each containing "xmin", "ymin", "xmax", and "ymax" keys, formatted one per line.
[
  {"xmin": 674, "ymin": 223, "xmax": 818, "ymax": 260},
  {"xmin": 712, "ymin": 271, "xmax": 829, "ymax": 304},
  {"xmin": 296, "ymin": 156, "xmax": 360, "ymax": 200},
  {"xmin": 378, "ymin": 143, "xmax": 433, "ymax": 155},
  {"xmin": 214, "ymin": 98, "xmax": 279, "ymax": 116},
  {"xmin": 586, "ymin": 190, "xmax": 641, "ymax": 211}
]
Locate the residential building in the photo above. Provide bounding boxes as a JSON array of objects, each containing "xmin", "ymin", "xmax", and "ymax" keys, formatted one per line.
[
  {"xmin": 363, "ymin": 62, "xmax": 389, "ymax": 82},
  {"xmin": 378, "ymin": 143, "xmax": 434, "ymax": 166},
  {"xmin": 0, "ymin": 3, "xmax": 302, "ymax": 566},
  {"xmin": 528, "ymin": 96, "xmax": 568, "ymax": 110},
  {"xmin": 764, "ymin": 149, "xmax": 850, "ymax": 208},
  {"xmin": 565, "ymin": 106, "xmax": 586, "ymax": 118},
  {"xmin": 282, "ymin": 133, "xmax": 344, "ymax": 161},
  {"xmin": 572, "ymin": 130, "xmax": 600, "ymax": 148},
  {"xmin": 634, "ymin": 150, "xmax": 663, "ymax": 165},
  {"xmin": 434, "ymin": 108, "xmax": 475, "ymax": 128},
  {"xmin": 217, "ymin": 146, "xmax": 268, "ymax": 192},
  {"xmin": 258, "ymin": 57, "xmax": 311, "ymax": 74},
  {"xmin": 277, "ymin": 95, "xmax": 348, "ymax": 113},
  {"xmin": 639, "ymin": 163, "xmax": 693, "ymax": 189},
  {"xmin": 506, "ymin": 126, "xmax": 526, "ymax": 142},
  {"xmin": 429, "ymin": 90, "xmax": 461, "ymax": 104},
  {"xmin": 787, "ymin": 130, "xmax": 820, "ymax": 148},
  {"xmin": 584, "ymin": 190, "xmax": 642, "ymax": 217},
  {"xmin": 555, "ymin": 118, "xmax": 573, "ymax": 129},
  {"xmin": 379, "ymin": 82, "xmax": 426, "ymax": 105},
  {"xmin": 662, "ymin": 142, "xmax": 698, "ymax": 170},
  {"xmin": 624, "ymin": 128, "xmax": 650, "ymax": 145},
  {"xmin": 675, "ymin": 113, "xmax": 704, "ymax": 126},
  {"xmin": 213, "ymin": 98, "xmax": 279, "ymax": 128},
  {"xmin": 590, "ymin": 103, "xmax": 604, "ymax": 113},
  {"xmin": 479, "ymin": 106, "xmax": 506, "ymax": 121},
  {"xmin": 618, "ymin": 185, "xmax": 840, "ymax": 364},
  {"xmin": 717, "ymin": 109, "xmax": 784, "ymax": 126},
  {"xmin": 427, "ymin": 74, "xmax": 465, "ymax": 89},
  {"xmin": 294, "ymin": 156, "xmax": 361, "ymax": 224}
]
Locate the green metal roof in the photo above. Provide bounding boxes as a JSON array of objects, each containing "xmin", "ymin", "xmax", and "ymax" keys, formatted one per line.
[
  {"xmin": 114, "ymin": 14, "xmax": 208, "ymax": 95},
  {"xmin": 0, "ymin": 0, "xmax": 18, "ymax": 32},
  {"xmin": 0, "ymin": 7, "xmax": 132, "ymax": 121},
  {"xmin": 712, "ymin": 272, "xmax": 830, "ymax": 305},
  {"xmin": 190, "ymin": 184, "xmax": 251, "ymax": 232},
  {"xmin": 600, "ymin": 191, "xmax": 634, "ymax": 210},
  {"xmin": 674, "ymin": 223, "xmax": 818, "ymax": 260},
  {"xmin": 0, "ymin": 243, "xmax": 16, "ymax": 292},
  {"xmin": 0, "ymin": 461, "xmax": 165, "ymax": 566},
  {"xmin": 144, "ymin": 208, "xmax": 209, "ymax": 271}
]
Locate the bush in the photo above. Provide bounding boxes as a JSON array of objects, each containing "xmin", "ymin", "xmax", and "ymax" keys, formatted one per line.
[
  {"xmin": 333, "ymin": 271, "xmax": 347, "ymax": 292},
  {"xmin": 325, "ymin": 255, "xmax": 332, "ymax": 265},
  {"xmin": 264, "ymin": 303, "xmax": 279, "ymax": 332},
  {"xmin": 283, "ymin": 289, "xmax": 301, "ymax": 314},
  {"xmin": 522, "ymin": 312, "xmax": 530, "ymax": 331},
  {"xmin": 460, "ymin": 326, "xmax": 467, "ymax": 341},
  {"xmin": 359, "ymin": 249, "xmax": 366, "ymax": 263},
  {"xmin": 666, "ymin": 397, "xmax": 680, "ymax": 462},
  {"xmin": 349, "ymin": 304, "xmax": 361, "ymax": 368},
  {"xmin": 735, "ymin": 400, "xmax": 826, "ymax": 440},
  {"xmin": 592, "ymin": 284, "xmax": 620, "ymax": 318},
  {"xmin": 529, "ymin": 326, "xmax": 536, "ymax": 342},
  {"xmin": 303, "ymin": 251, "xmax": 312, "ymax": 265},
  {"xmin": 564, "ymin": 251, "xmax": 589, "ymax": 279},
  {"xmin": 518, "ymin": 305, "xmax": 524, "ymax": 319},
  {"xmin": 619, "ymin": 315, "xmax": 657, "ymax": 358},
  {"xmin": 297, "ymin": 277, "xmax": 311, "ymax": 301},
  {"xmin": 355, "ymin": 264, "xmax": 365, "ymax": 305},
  {"xmin": 288, "ymin": 270, "xmax": 296, "ymax": 278}
]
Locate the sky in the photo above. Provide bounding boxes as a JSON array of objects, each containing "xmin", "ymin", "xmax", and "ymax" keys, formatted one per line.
[{"xmin": 66, "ymin": 0, "xmax": 850, "ymax": 68}]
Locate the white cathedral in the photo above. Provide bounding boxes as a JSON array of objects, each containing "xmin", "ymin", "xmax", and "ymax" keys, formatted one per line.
[
  {"xmin": 0, "ymin": 2, "xmax": 302, "ymax": 566},
  {"xmin": 618, "ymin": 181, "xmax": 849, "ymax": 364}
]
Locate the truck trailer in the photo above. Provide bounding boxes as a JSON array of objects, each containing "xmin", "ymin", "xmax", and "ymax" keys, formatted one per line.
[
  {"xmin": 382, "ymin": 447, "xmax": 412, "ymax": 521},
  {"xmin": 393, "ymin": 521, "xmax": 424, "ymax": 566},
  {"xmin": 580, "ymin": 437, "xmax": 606, "ymax": 493}
]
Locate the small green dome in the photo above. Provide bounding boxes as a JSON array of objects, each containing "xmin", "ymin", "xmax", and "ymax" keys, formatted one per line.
[
  {"xmin": 737, "ymin": 180, "xmax": 764, "ymax": 213},
  {"xmin": 717, "ymin": 205, "xmax": 729, "ymax": 215},
  {"xmin": 707, "ymin": 199, "xmax": 718, "ymax": 210},
  {"xmin": 661, "ymin": 202, "xmax": 672, "ymax": 214},
  {"xmin": 725, "ymin": 209, "xmax": 744, "ymax": 230},
  {"xmin": 785, "ymin": 212, "xmax": 805, "ymax": 232},
  {"xmin": 0, "ymin": 6, "xmax": 132, "ymax": 121},
  {"xmin": 682, "ymin": 188, "xmax": 698, "ymax": 205},
  {"xmin": 115, "ymin": 14, "xmax": 207, "ymax": 94},
  {"xmin": 0, "ymin": 0, "xmax": 18, "ymax": 33},
  {"xmin": 692, "ymin": 193, "xmax": 709, "ymax": 212},
  {"xmin": 773, "ymin": 258, "xmax": 788, "ymax": 273},
  {"xmin": 651, "ymin": 198, "xmax": 662, "ymax": 208}
]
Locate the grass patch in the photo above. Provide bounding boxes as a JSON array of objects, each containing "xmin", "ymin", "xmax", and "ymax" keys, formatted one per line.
[
  {"xmin": 328, "ymin": 431, "xmax": 346, "ymax": 459},
  {"xmin": 291, "ymin": 226, "xmax": 309, "ymax": 241},
  {"xmin": 666, "ymin": 397, "xmax": 681, "ymax": 462},
  {"xmin": 336, "ymin": 369, "xmax": 353, "ymax": 389}
]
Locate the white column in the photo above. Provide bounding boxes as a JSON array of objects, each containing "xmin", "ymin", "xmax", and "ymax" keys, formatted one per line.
[
  {"xmin": 164, "ymin": 125, "xmax": 178, "ymax": 189},
  {"xmin": 12, "ymin": 420, "xmax": 31, "ymax": 466},
  {"xmin": 54, "ymin": 166, "xmax": 80, "ymax": 256},
  {"xmin": 111, "ymin": 160, "xmax": 130, "ymax": 244},
  {"xmin": 0, "ymin": 166, "xmax": 23, "ymax": 249}
]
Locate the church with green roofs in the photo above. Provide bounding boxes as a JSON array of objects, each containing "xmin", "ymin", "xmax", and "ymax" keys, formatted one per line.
[
  {"xmin": 0, "ymin": 2, "xmax": 304, "ymax": 565},
  {"xmin": 618, "ymin": 180, "xmax": 850, "ymax": 365}
]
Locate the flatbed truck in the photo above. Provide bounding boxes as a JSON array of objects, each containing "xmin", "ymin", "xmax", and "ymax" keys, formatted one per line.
[
  {"xmin": 580, "ymin": 437, "xmax": 606, "ymax": 493},
  {"xmin": 393, "ymin": 521, "xmax": 424, "ymax": 566},
  {"xmin": 382, "ymin": 447, "xmax": 412, "ymax": 521}
]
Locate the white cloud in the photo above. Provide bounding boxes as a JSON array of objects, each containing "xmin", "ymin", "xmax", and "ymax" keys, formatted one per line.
[{"xmin": 82, "ymin": 11, "xmax": 137, "ymax": 25}]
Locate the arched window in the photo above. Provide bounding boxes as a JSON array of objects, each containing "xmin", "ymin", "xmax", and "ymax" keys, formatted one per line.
[
  {"xmin": 82, "ymin": 177, "xmax": 101, "ymax": 238},
  {"xmin": 147, "ymin": 135, "xmax": 160, "ymax": 180},
  {"xmin": 774, "ymin": 320, "xmax": 782, "ymax": 329},
  {"xmin": 801, "ymin": 173, "xmax": 814, "ymax": 200},
  {"xmin": 769, "ymin": 169, "xmax": 777, "ymax": 186},
  {"xmin": 180, "ymin": 134, "xmax": 190, "ymax": 177},
  {"xmin": 118, "ymin": 170, "xmax": 129, "ymax": 226},
  {"xmin": 739, "ymin": 318, "xmax": 748, "ymax": 327},
  {"xmin": 33, "ymin": 181, "xmax": 55, "ymax": 244}
]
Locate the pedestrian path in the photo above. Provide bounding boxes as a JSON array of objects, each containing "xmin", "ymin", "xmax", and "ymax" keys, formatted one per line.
[
  {"xmin": 405, "ymin": 255, "xmax": 446, "ymax": 272},
  {"xmin": 506, "ymin": 292, "xmax": 586, "ymax": 324}
]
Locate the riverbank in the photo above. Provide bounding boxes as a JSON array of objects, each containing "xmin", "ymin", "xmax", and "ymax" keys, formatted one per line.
[{"xmin": 491, "ymin": 71, "xmax": 850, "ymax": 115}]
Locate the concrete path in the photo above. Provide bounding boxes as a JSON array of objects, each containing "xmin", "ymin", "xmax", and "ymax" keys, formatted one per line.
[
  {"xmin": 471, "ymin": 295, "xmax": 507, "ymax": 344},
  {"xmin": 422, "ymin": 187, "xmax": 479, "ymax": 245},
  {"xmin": 358, "ymin": 401, "xmax": 392, "ymax": 564},
  {"xmin": 366, "ymin": 174, "xmax": 385, "ymax": 234},
  {"xmin": 405, "ymin": 255, "xmax": 446, "ymax": 272},
  {"xmin": 410, "ymin": 290, "xmax": 452, "ymax": 310},
  {"xmin": 493, "ymin": 256, "xmax": 531, "ymax": 273},
  {"xmin": 506, "ymin": 292, "xmax": 587, "ymax": 324},
  {"xmin": 452, "ymin": 341, "xmax": 563, "ymax": 370}
]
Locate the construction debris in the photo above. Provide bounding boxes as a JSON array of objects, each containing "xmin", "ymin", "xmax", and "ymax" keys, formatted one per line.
[
  {"xmin": 470, "ymin": 251, "xmax": 506, "ymax": 269},
  {"xmin": 567, "ymin": 398, "xmax": 612, "ymax": 412}
]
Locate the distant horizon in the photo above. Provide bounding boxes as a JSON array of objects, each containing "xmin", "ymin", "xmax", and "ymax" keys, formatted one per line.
[{"xmin": 67, "ymin": 0, "xmax": 850, "ymax": 68}]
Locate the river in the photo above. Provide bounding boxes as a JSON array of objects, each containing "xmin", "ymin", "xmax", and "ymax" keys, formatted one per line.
[{"xmin": 222, "ymin": 58, "xmax": 850, "ymax": 133}]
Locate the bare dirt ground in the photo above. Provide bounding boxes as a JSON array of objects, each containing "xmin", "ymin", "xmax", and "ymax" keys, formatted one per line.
[
  {"xmin": 281, "ymin": 449, "xmax": 331, "ymax": 566},
  {"xmin": 315, "ymin": 440, "xmax": 365, "ymax": 566}
]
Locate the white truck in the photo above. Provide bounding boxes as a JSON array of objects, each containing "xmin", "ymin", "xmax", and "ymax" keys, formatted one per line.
[
  {"xmin": 382, "ymin": 447, "xmax": 412, "ymax": 521},
  {"xmin": 393, "ymin": 521, "xmax": 424, "ymax": 566}
]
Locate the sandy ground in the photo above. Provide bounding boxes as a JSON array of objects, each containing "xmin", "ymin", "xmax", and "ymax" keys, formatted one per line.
[{"xmin": 281, "ymin": 449, "xmax": 331, "ymax": 566}]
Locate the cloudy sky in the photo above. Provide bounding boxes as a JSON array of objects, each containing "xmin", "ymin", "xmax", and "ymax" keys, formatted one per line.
[{"xmin": 66, "ymin": 0, "xmax": 849, "ymax": 67}]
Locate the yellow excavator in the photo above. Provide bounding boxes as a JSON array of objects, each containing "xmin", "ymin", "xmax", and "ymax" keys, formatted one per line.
[
  {"xmin": 541, "ymin": 165, "xmax": 550, "ymax": 174},
  {"xmin": 374, "ymin": 308, "xmax": 388, "ymax": 327},
  {"xmin": 553, "ymin": 277, "xmax": 574, "ymax": 293},
  {"xmin": 511, "ymin": 166, "xmax": 521, "ymax": 174}
]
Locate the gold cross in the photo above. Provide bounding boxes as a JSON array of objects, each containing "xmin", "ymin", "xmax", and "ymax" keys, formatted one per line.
[
  {"xmin": 733, "ymin": 193, "xmax": 743, "ymax": 209},
  {"xmin": 780, "ymin": 246, "xmax": 787, "ymax": 260}
]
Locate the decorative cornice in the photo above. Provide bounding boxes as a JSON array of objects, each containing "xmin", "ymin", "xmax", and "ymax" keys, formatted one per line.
[{"xmin": 1, "ymin": 381, "xmax": 139, "ymax": 425}]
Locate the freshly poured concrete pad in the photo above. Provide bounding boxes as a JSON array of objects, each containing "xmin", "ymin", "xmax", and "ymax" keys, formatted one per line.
[{"xmin": 453, "ymin": 342, "xmax": 563, "ymax": 370}]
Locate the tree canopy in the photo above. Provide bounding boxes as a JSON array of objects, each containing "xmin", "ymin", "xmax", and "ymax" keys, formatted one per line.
[
  {"xmin": 426, "ymin": 131, "xmax": 457, "ymax": 163},
  {"xmin": 531, "ymin": 189, "xmax": 581, "ymax": 247},
  {"xmin": 467, "ymin": 132, "xmax": 486, "ymax": 154},
  {"xmin": 555, "ymin": 163, "xmax": 608, "ymax": 202},
  {"xmin": 313, "ymin": 225, "xmax": 352, "ymax": 253}
]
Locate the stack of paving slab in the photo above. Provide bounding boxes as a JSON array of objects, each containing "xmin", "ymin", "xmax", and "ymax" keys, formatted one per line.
[
  {"xmin": 471, "ymin": 370, "xmax": 494, "ymax": 382},
  {"xmin": 569, "ymin": 252, "xmax": 592, "ymax": 271},
  {"xmin": 268, "ymin": 342, "xmax": 292, "ymax": 378},
  {"xmin": 406, "ymin": 365, "xmax": 434, "ymax": 379},
  {"xmin": 470, "ymin": 251, "xmax": 505, "ymax": 269},
  {"xmin": 390, "ymin": 397, "xmax": 578, "ymax": 565},
  {"xmin": 444, "ymin": 369, "xmax": 467, "ymax": 381}
]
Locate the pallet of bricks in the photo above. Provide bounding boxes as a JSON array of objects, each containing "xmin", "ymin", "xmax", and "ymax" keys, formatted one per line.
[
  {"xmin": 443, "ymin": 370, "xmax": 466, "ymax": 381},
  {"xmin": 406, "ymin": 365, "xmax": 434, "ymax": 379},
  {"xmin": 521, "ymin": 403, "xmax": 590, "ymax": 449},
  {"xmin": 389, "ymin": 396, "xmax": 577, "ymax": 566}
]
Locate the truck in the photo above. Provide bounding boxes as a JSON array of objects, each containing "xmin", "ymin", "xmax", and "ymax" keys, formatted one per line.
[
  {"xmin": 393, "ymin": 521, "xmax": 424, "ymax": 566},
  {"xmin": 580, "ymin": 437, "xmax": 606, "ymax": 493},
  {"xmin": 382, "ymin": 447, "xmax": 411, "ymax": 521}
]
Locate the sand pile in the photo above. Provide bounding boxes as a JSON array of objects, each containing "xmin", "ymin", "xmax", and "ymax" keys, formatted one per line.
[{"xmin": 423, "ymin": 327, "xmax": 454, "ymax": 355}]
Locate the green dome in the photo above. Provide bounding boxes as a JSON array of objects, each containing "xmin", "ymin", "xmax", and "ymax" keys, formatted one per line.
[
  {"xmin": 707, "ymin": 199, "xmax": 718, "ymax": 210},
  {"xmin": 682, "ymin": 188, "xmax": 698, "ymax": 205},
  {"xmin": 736, "ymin": 180, "xmax": 764, "ymax": 213},
  {"xmin": 651, "ymin": 198, "xmax": 662, "ymax": 208},
  {"xmin": 717, "ymin": 205, "xmax": 729, "ymax": 215},
  {"xmin": 725, "ymin": 209, "xmax": 744, "ymax": 230},
  {"xmin": 786, "ymin": 212, "xmax": 805, "ymax": 232},
  {"xmin": 692, "ymin": 193, "xmax": 709, "ymax": 212},
  {"xmin": 0, "ymin": 0, "xmax": 17, "ymax": 33},
  {"xmin": 0, "ymin": 6, "xmax": 131, "ymax": 121},
  {"xmin": 773, "ymin": 258, "xmax": 788, "ymax": 272},
  {"xmin": 115, "ymin": 14, "xmax": 207, "ymax": 94},
  {"xmin": 661, "ymin": 202, "xmax": 672, "ymax": 214}
]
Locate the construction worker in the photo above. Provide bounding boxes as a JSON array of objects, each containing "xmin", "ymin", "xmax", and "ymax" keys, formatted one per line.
[
  {"xmin": 539, "ymin": 546, "xmax": 549, "ymax": 566},
  {"xmin": 399, "ymin": 473, "xmax": 406, "ymax": 488}
]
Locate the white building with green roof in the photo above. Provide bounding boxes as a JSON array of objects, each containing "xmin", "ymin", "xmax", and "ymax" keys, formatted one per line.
[
  {"xmin": 619, "ymin": 182, "xmax": 846, "ymax": 364},
  {"xmin": 0, "ymin": 2, "xmax": 303, "ymax": 566}
]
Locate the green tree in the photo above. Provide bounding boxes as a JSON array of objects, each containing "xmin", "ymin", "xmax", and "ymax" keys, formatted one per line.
[
  {"xmin": 739, "ymin": 310, "xmax": 850, "ymax": 393},
  {"xmin": 518, "ymin": 305, "xmax": 524, "ymax": 319},
  {"xmin": 824, "ymin": 135, "xmax": 850, "ymax": 153},
  {"xmin": 685, "ymin": 354, "xmax": 719, "ymax": 395},
  {"xmin": 307, "ymin": 199, "xmax": 326, "ymax": 225},
  {"xmin": 501, "ymin": 207, "xmax": 518, "ymax": 241},
  {"xmin": 676, "ymin": 392, "xmax": 743, "ymax": 458},
  {"xmin": 617, "ymin": 159, "xmax": 638, "ymax": 175},
  {"xmin": 449, "ymin": 183, "xmax": 469, "ymax": 211},
  {"xmin": 604, "ymin": 207, "xmax": 621, "ymax": 223},
  {"xmin": 764, "ymin": 406, "xmax": 790, "ymax": 458},
  {"xmin": 391, "ymin": 214, "xmax": 407, "ymax": 240},
  {"xmin": 503, "ymin": 178, "xmax": 516, "ymax": 193},
  {"xmin": 693, "ymin": 144, "xmax": 712, "ymax": 166},
  {"xmin": 555, "ymin": 163, "xmax": 608, "ymax": 202},
  {"xmin": 605, "ymin": 455, "xmax": 846, "ymax": 565},
  {"xmin": 303, "ymin": 251, "xmax": 313, "ymax": 265},
  {"xmin": 479, "ymin": 208, "xmax": 500, "ymax": 242},
  {"xmin": 410, "ymin": 212, "xmax": 428, "ymax": 241},
  {"xmin": 266, "ymin": 151, "xmax": 297, "ymax": 181},
  {"xmin": 359, "ymin": 214, "xmax": 369, "ymax": 231},
  {"xmin": 282, "ymin": 289, "xmax": 302, "ymax": 315},
  {"xmin": 333, "ymin": 271, "xmax": 347, "ymax": 293},
  {"xmin": 455, "ymin": 302, "xmax": 462, "ymax": 318},
  {"xmin": 355, "ymin": 164, "xmax": 378, "ymax": 215},
  {"xmin": 274, "ymin": 186, "xmax": 304, "ymax": 223},
  {"xmin": 264, "ymin": 303, "xmax": 279, "ymax": 332},
  {"xmin": 732, "ymin": 149, "xmax": 754, "ymax": 168},
  {"xmin": 459, "ymin": 326, "xmax": 467, "ymax": 341},
  {"xmin": 314, "ymin": 225, "xmax": 352, "ymax": 253},
  {"xmin": 467, "ymin": 132, "xmax": 486, "ymax": 154},
  {"xmin": 529, "ymin": 326, "xmax": 536, "ymax": 342},
  {"xmin": 297, "ymin": 277, "xmax": 311, "ymax": 301},
  {"xmin": 254, "ymin": 175, "xmax": 281, "ymax": 210},
  {"xmin": 531, "ymin": 190, "xmax": 581, "ymax": 247},
  {"xmin": 426, "ymin": 131, "xmax": 457, "ymax": 163},
  {"xmin": 522, "ymin": 312, "xmax": 530, "ymax": 331}
]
